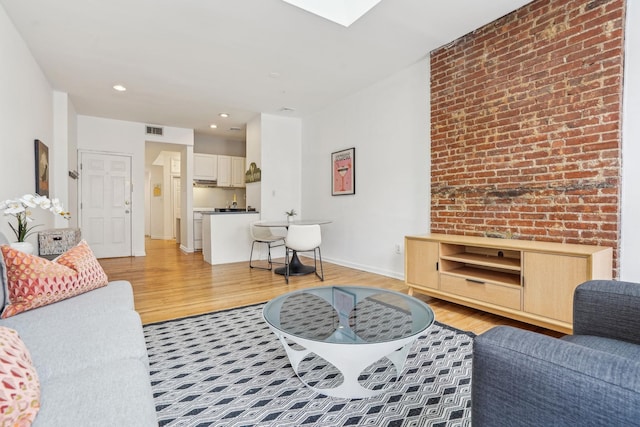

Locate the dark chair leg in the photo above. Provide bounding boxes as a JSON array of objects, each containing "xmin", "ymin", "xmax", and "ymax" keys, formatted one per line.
[
  {"xmin": 249, "ymin": 240, "xmax": 257, "ymax": 269},
  {"xmin": 284, "ymin": 247, "xmax": 291, "ymax": 284},
  {"xmin": 315, "ymin": 247, "xmax": 324, "ymax": 281},
  {"xmin": 250, "ymin": 241, "xmax": 273, "ymax": 270}
]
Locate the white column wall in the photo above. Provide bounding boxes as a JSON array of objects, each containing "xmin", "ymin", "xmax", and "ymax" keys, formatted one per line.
[
  {"xmin": 246, "ymin": 115, "xmax": 262, "ymax": 212},
  {"xmin": 260, "ymin": 114, "xmax": 302, "ymax": 222},
  {"xmin": 620, "ymin": 2, "xmax": 640, "ymax": 281}
]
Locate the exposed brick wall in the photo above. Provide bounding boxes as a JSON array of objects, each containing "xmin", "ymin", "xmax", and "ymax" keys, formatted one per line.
[{"xmin": 430, "ymin": 0, "xmax": 624, "ymax": 276}]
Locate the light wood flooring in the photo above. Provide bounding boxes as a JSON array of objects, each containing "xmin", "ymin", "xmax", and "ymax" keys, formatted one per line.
[{"xmin": 98, "ymin": 238, "xmax": 561, "ymax": 337}]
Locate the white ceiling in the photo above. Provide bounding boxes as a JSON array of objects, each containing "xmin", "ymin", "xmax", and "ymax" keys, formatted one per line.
[{"xmin": 1, "ymin": 0, "xmax": 532, "ymax": 139}]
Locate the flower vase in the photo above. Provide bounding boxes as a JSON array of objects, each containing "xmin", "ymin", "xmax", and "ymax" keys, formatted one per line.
[
  {"xmin": 10, "ymin": 241, "xmax": 34, "ymax": 255},
  {"xmin": 287, "ymin": 216, "xmax": 293, "ymax": 223}
]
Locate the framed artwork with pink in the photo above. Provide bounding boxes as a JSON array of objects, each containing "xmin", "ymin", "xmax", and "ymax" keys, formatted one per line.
[{"xmin": 331, "ymin": 147, "xmax": 355, "ymax": 196}]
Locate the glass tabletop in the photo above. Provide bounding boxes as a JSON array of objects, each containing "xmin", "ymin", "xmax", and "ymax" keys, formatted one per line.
[
  {"xmin": 263, "ymin": 286, "xmax": 434, "ymax": 344},
  {"xmin": 254, "ymin": 219, "xmax": 332, "ymax": 227}
]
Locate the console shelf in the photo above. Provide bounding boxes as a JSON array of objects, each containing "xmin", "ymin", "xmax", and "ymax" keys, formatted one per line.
[
  {"xmin": 405, "ymin": 234, "xmax": 613, "ymax": 333},
  {"xmin": 440, "ymin": 253, "xmax": 521, "ymax": 272}
]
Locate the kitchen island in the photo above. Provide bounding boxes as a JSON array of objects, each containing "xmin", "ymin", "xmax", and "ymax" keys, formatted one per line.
[{"xmin": 201, "ymin": 211, "xmax": 260, "ymax": 265}]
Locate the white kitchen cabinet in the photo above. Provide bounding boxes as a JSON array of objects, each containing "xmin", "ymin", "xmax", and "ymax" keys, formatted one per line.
[
  {"xmin": 193, "ymin": 154, "xmax": 218, "ymax": 180},
  {"xmin": 217, "ymin": 155, "xmax": 231, "ymax": 187},
  {"xmin": 193, "ymin": 212, "xmax": 203, "ymax": 250},
  {"xmin": 217, "ymin": 155, "xmax": 245, "ymax": 188},
  {"xmin": 231, "ymin": 156, "xmax": 245, "ymax": 187}
]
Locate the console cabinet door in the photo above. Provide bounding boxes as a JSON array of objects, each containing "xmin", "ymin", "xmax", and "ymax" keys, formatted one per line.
[
  {"xmin": 523, "ymin": 252, "xmax": 588, "ymax": 323},
  {"xmin": 406, "ymin": 240, "xmax": 439, "ymax": 290}
]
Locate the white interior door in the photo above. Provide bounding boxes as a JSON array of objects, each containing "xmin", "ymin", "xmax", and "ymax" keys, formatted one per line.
[{"xmin": 80, "ymin": 151, "xmax": 132, "ymax": 258}]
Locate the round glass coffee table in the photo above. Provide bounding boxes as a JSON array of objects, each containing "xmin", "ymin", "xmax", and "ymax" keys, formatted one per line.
[{"xmin": 262, "ymin": 286, "xmax": 434, "ymax": 398}]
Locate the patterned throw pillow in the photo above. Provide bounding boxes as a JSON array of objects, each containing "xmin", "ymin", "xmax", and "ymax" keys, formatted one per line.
[
  {"xmin": 56, "ymin": 240, "xmax": 109, "ymax": 291},
  {"xmin": 0, "ymin": 241, "xmax": 108, "ymax": 318},
  {"xmin": 0, "ymin": 326, "xmax": 40, "ymax": 425}
]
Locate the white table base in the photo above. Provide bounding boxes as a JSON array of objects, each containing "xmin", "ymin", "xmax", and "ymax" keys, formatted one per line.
[{"xmin": 268, "ymin": 326, "xmax": 419, "ymax": 399}]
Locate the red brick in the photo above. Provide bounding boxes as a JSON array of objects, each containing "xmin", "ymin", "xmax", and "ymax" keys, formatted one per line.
[{"xmin": 430, "ymin": 0, "xmax": 622, "ymax": 277}]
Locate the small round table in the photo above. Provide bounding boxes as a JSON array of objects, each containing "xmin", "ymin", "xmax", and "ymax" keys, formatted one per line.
[
  {"xmin": 254, "ymin": 220, "xmax": 331, "ymax": 276},
  {"xmin": 262, "ymin": 285, "xmax": 434, "ymax": 399}
]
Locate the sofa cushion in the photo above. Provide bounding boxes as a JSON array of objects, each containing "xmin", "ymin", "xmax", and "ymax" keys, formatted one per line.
[
  {"xmin": 0, "ymin": 326, "xmax": 40, "ymax": 425},
  {"xmin": 8, "ymin": 310, "xmax": 149, "ymax": 382},
  {"xmin": 1, "ymin": 241, "xmax": 108, "ymax": 318},
  {"xmin": 35, "ymin": 359, "xmax": 157, "ymax": 427},
  {"xmin": 562, "ymin": 334, "xmax": 640, "ymax": 360}
]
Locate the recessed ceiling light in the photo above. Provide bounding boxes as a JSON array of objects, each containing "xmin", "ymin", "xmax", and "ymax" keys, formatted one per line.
[
  {"xmin": 219, "ymin": 113, "xmax": 229, "ymax": 118},
  {"xmin": 269, "ymin": 72, "xmax": 281, "ymax": 79},
  {"xmin": 113, "ymin": 84, "xmax": 127, "ymax": 92},
  {"xmin": 210, "ymin": 124, "xmax": 218, "ymax": 129},
  {"xmin": 280, "ymin": 107, "xmax": 296, "ymax": 113}
]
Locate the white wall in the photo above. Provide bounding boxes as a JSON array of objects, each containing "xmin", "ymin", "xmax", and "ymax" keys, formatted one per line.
[
  {"xmin": 260, "ymin": 114, "xmax": 302, "ymax": 221},
  {"xmin": 66, "ymin": 98, "xmax": 79, "ymax": 228},
  {"xmin": 149, "ymin": 165, "xmax": 165, "ymax": 239},
  {"xmin": 194, "ymin": 132, "xmax": 246, "ymax": 156},
  {"xmin": 301, "ymin": 59, "xmax": 430, "ymax": 279},
  {"xmin": 621, "ymin": 2, "xmax": 640, "ymax": 282},
  {"xmin": 77, "ymin": 116, "xmax": 146, "ymax": 255},
  {"xmin": 52, "ymin": 91, "xmax": 80, "ymax": 228},
  {"xmin": 0, "ymin": 5, "xmax": 58, "ymax": 243},
  {"xmin": 245, "ymin": 115, "xmax": 262, "ymax": 212},
  {"xmin": 77, "ymin": 116, "xmax": 194, "ymax": 256}
]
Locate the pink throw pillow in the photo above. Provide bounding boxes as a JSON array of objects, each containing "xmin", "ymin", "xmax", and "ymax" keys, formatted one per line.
[
  {"xmin": 0, "ymin": 240, "xmax": 108, "ymax": 318},
  {"xmin": 0, "ymin": 326, "xmax": 40, "ymax": 425}
]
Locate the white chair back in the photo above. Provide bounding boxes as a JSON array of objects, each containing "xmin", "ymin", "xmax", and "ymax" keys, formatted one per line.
[
  {"xmin": 285, "ymin": 224, "xmax": 321, "ymax": 251},
  {"xmin": 250, "ymin": 222, "xmax": 285, "ymax": 241}
]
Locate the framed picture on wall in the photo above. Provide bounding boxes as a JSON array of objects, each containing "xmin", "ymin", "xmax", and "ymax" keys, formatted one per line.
[
  {"xmin": 34, "ymin": 139, "xmax": 49, "ymax": 197},
  {"xmin": 331, "ymin": 147, "xmax": 355, "ymax": 196}
]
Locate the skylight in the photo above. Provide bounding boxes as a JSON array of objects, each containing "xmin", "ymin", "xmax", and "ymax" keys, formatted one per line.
[{"xmin": 282, "ymin": 0, "xmax": 382, "ymax": 27}]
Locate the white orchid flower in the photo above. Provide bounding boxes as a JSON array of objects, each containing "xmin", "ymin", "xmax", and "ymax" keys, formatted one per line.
[
  {"xmin": 50, "ymin": 198, "xmax": 64, "ymax": 214},
  {"xmin": 3, "ymin": 200, "xmax": 26, "ymax": 215},
  {"xmin": 35, "ymin": 195, "xmax": 52, "ymax": 210},
  {"xmin": 20, "ymin": 194, "xmax": 38, "ymax": 208}
]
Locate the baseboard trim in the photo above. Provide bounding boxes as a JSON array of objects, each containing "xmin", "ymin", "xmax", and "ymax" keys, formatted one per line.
[
  {"xmin": 180, "ymin": 244, "xmax": 194, "ymax": 253},
  {"xmin": 297, "ymin": 254, "xmax": 404, "ymax": 281}
]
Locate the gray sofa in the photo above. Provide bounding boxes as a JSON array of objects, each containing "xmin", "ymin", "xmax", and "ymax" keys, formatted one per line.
[
  {"xmin": 0, "ymin": 233, "xmax": 157, "ymax": 426},
  {"xmin": 472, "ymin": 280, "xmax": 640, "ymax": 426}
]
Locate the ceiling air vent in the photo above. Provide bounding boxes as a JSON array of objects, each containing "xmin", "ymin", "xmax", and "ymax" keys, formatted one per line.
[{"xmin": 146, "ymin": 125, "xmax": 164, "ymax": 136}]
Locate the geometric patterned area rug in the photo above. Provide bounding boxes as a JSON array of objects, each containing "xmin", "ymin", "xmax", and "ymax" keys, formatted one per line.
[{"xmin": 144, "ymin": 303, "xmax": 475, "ymax": 427}]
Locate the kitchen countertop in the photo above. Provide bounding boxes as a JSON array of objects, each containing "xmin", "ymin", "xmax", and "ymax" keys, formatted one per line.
[
  {"xmin": 201, "ymin": 210, "xmax": 258, "ymax": 215},
  {"xmin": 193, "ymin": 207, "xmax": 257, "ymax": 214}
]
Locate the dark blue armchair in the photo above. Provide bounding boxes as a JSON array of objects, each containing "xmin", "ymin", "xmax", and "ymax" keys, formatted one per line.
[{"xmin": 472, "ymin": 280, "xmax": 640, "ymax": 426}]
